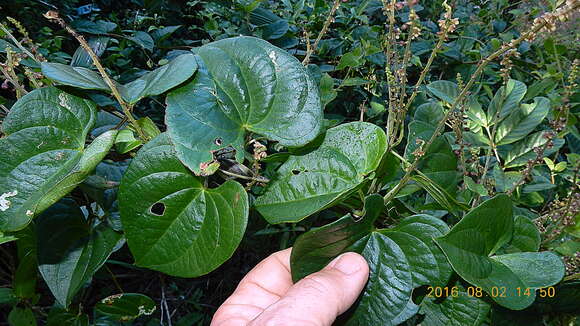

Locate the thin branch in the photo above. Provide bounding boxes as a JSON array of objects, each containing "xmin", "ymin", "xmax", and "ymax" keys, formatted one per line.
[
  {"xmin": 104, "ymin": 265, "xmax": 124, "ymax": 294},
  {"xmin": 218, "ymin": 169, "xmax": 269, "ymax": 183},
  {"xmin": 43, "ymin": 11, "xmax": 146, "ymax": 140},
  {"xmin": 302, "ymin": 0, "xmax": 341, "ymax": 65}
]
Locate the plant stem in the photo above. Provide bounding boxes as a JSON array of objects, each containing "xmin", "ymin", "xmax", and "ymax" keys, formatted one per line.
[
  {"xmin": 401, "ymin": 37, "xmax": 445, "ymax": 116},
  {"xmin": 44, "ymin": 12, "xmax": 147, "ymax": 140},
  {"xmin": 105, "ymin": 265, "xmax": 124, "ymax": 293},
  {"xmin": 219, "ymin": 169, "xmax": 269, "ymax": 183},
  {"xmin": 302, "ymin": 0, "xmax": 341, "ymax": 65}
]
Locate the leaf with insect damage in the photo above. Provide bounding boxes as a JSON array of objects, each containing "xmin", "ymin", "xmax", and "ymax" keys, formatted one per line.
[
  {"xmin": 165, "ymin": 36, "xmax": 322, "ymax": 175},
  {"xmin": 118, "ymin": 134, "xmax": 248, "ymax": 277}
]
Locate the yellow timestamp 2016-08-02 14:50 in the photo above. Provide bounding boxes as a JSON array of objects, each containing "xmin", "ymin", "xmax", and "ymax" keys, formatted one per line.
[{"xmin": 426, "ymin": 286, "xmax": 556, "ymax": 298}]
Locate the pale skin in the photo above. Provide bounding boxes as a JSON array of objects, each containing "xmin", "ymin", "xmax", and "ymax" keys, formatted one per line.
[{"xmin": 211, "ymin": 248, "xmax": 370, "ymax": 326}]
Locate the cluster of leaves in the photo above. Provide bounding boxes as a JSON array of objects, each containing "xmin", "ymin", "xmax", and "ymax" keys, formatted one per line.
[{"xmin": 0, "ymin": 0, "xmax": 579, "ymax": 325}]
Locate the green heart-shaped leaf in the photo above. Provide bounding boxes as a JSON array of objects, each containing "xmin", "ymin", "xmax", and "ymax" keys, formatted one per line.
[
  {"xmin": 0, "ymin": 87, "xmax": 116, "ymax": 232},
  {"xmin": 434, "ymin": 195, "xmax": 565, "ymax": 310},
  {"xmin": 291, "ymin": 195, "xmax": 452, "ymax": 325},
  {"xmin": 390, "ymin": 214, "xmax": 453, "ymax": 287},
  {"xmin": 255, "ymin": 122, "xmax": 386, "ymax": 223},
  {"xmin": 36, "ymin": 199, "xmax": 124, "ymax": 308},
  {"xmin": 41, "ymin": 53, "xmax": 197, "ymax": 104},
  {"xmin": 165, "ymin": 36, "xmax": 323, "ymax": 175},
  {"xmin": 118, "ymin": 134, "xmax": 248, "ymax": 277}
]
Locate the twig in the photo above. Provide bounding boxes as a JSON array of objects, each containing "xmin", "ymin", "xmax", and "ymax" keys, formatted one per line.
[
  {"xmin": 302, "ymin": 0, "xmax": 341, "ymax": 65},
  {"xmin": 218, "ymin": 169, "xmax": 269, "ymax": 183},
  {"xmin": 159, "ymin": 275, "xmax": 172, "ymax": 326},
  {"xmin": 396, "ymin": 2, "xmax": 418, "ymax": 108},
  {"xmin": 400, "ymin": 37, "xmax": 445, "ymax": 119},
  {"xmin": 104, "ymin": 265, "xmax": 124, "ymax": 294},
  {"xmin": 43, "ymin": 11, "xmax": 147, "ymax": 140}
]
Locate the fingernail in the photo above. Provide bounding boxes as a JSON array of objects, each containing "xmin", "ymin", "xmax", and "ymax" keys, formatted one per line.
[{"xmin": 330, "ymin": 253, "xmax": 362, "ymax": 275}]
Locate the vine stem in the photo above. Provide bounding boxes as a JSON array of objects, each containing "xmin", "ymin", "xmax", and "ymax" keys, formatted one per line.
[
  {"xmin": 44, "ymin": 11, "xmax": 147, "ymax": 140},
  {"xmin": 383, "ymin": 20, "xmax": 554, "ymax": 204}
]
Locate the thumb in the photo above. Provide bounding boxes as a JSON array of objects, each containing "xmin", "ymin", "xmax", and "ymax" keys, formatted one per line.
[{"xmin": 249, "ymin": 252, "xmax": 369, "ymax": 326}]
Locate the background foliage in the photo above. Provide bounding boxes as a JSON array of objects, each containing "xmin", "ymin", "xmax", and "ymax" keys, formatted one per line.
[{"xmin": 0, "ymin": 0, "xmax": 579, "ymax": 325}]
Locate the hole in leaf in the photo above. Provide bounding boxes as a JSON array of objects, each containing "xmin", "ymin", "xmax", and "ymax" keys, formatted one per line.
[
  {"xmin": 214, "ymin": 138, "xmax": 223, "ymax": 146},
  {"xmin": 291, "ymin": 170, "xmax": 300, "ymax": 175},
  {"xmin": 150, "ymin": 202, "xmax": 166, "ymax": 216}
]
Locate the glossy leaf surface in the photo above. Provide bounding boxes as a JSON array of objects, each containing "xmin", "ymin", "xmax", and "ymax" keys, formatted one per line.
[
  {"xmin": 491, "ymin": 252, "xmax": 564, "ymax": 288},
  {"xmin": 502, "ymin": 131, "xmax": 564, "ymax": 168},
  {"xmin": 255, "ymin": 122, "xmax": 386, "ymax": 223},
  {"xmin": 505, "ymin": 215, "xmax": 541, "ymax": 252},
  {"xmin": 119, "ymin": 134, "xmax": 248, "ymax": 277},
  {"xmin": 291, "ymin": 195, "xmax": 452, "ymax": 325},
  {"xmin": 0, "ymin": 87, "xmax": 116, "ymax": 232},
  {"xmin": 166, "ymin": 36, "xmax": 322, "ymax": 175}
]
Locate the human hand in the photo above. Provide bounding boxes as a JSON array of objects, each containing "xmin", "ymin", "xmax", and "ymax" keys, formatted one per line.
[{"xmin": 211, "ymin": 248, "xmax": 369, "ymax": 326}]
